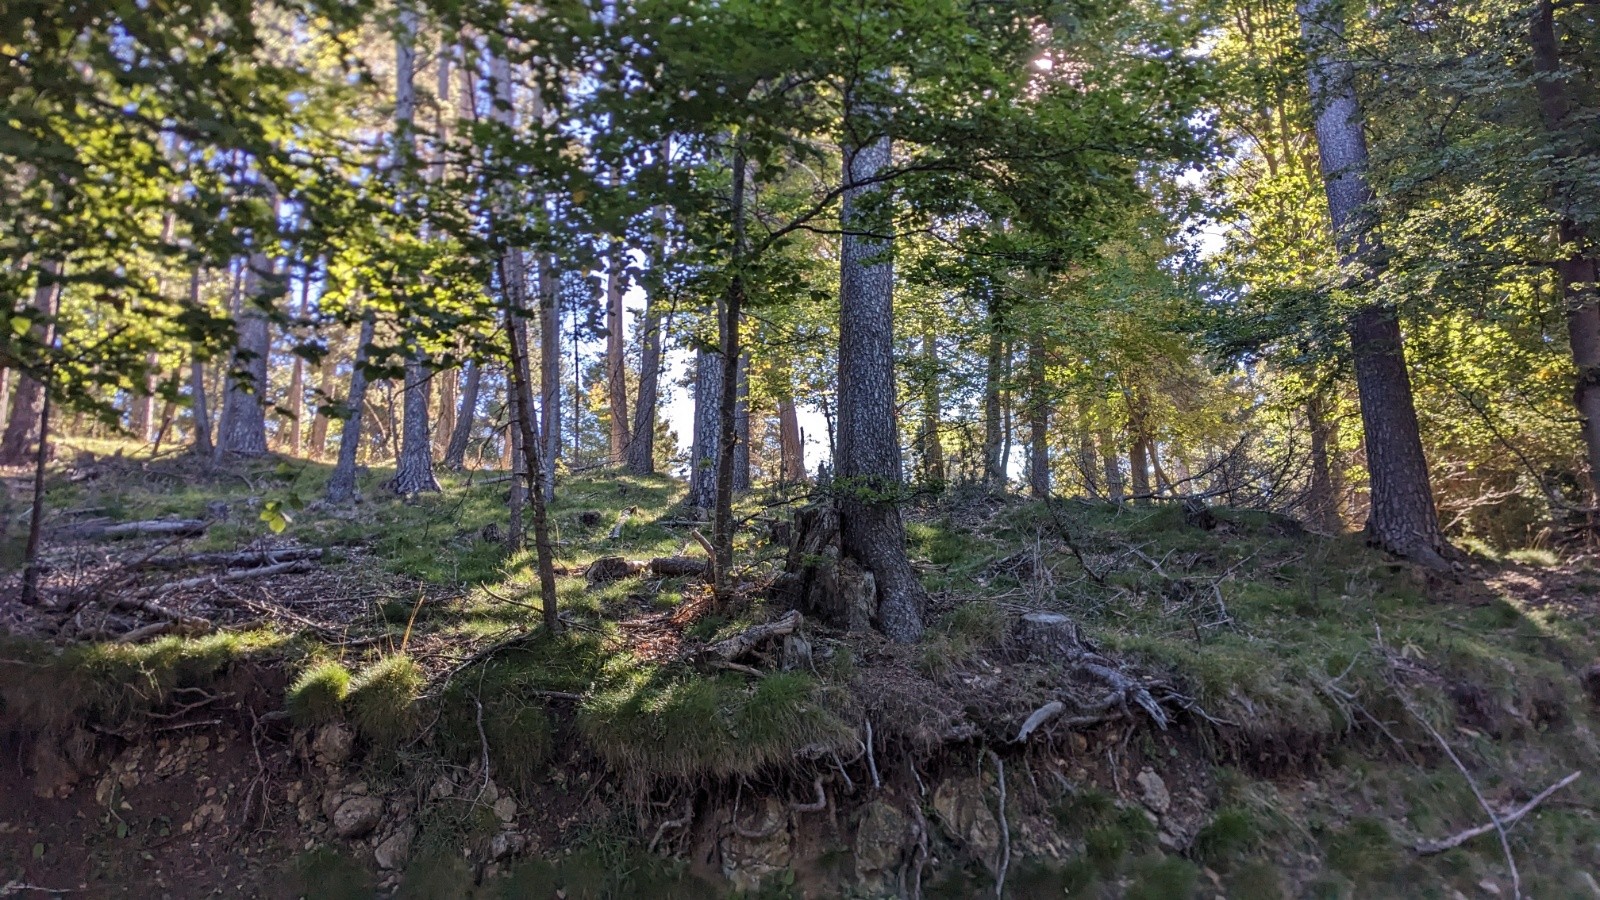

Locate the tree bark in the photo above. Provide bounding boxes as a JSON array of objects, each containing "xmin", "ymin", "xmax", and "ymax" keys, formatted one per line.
[
  {"xmin": 982, "ymin": 300, "xmax": 1006, "ymax": 488},
  {"xmin": 1075, "ymin": 397, "xmax": 1100, "ymax": 498},
  {"xmin": 189, "ymin": 354, "xmax": 212, "ymax": 458},
  {"xmin": 688, "ymin": 347, "xmax": 723, "ymax": 511},
  {"xmin": 443, "ymin": 360, "xmax": 480, "ymax": 469},
  {"xmin": 836, "ymin": 127, "xmax": 926, "ymax": 643},
  {"xmin": 436, "ymin": 364, "xmax": 457, "ymax": 459},
  {"xmin": 918, "ymin": 326, "xmax": 945, "ymax": 486},
  {"xmin": 538, "ymin": 256, "xmax": 561, "ymax": 498},
  {"xmin": 1099, "ymin": 417, "xmax": 1124, "ymax": 503},
  {"xmin": 711, "ymin": 147, "xmax": 748, "ymax": 597},
  {"xmin": 285, "ymin": 270, "xmax": 311, "ymax": 455},
  {"xmin": 0, "ymin": 260, "xmax": 63, "ymax": 467},
  {"xmin": 606, "ymin": 244, "xmax": 631, "ymax": 465},
  {"xmin": 216, "ymin": 253, "xmax": 274, "ymax": 458},
  {"xmin": 501, "ymin": 250, "xmax": 561, "ymax": 632},
  {"xmin": 1026, "ymin": 334, "xmax": 1050, "ymax": 499},
  {"xmin": 625, "ymin": 290, "xmax": 662, "ymax": 475},
  {"xmin": 777, "ymin": 378, "xmax": 805, "ymax": 486},
  {"xmin": 732, "ymin": 353, "xmax": 751, "ymax": 493},
  {"xmin": 1127, "ymin": 390, "xmax": 1152, "ymax": 501},
  {"xmin": 308, "ymin": 333, "xmax": 336, "ymax": 459},
  {"xmin": 1298, "ymin": 0, "xmax": 1448, "ymax": 565},
  {"xmin": 1306, "ymin": 390, "xmax": 1342, "ymax": 530},
  {"xmin": 1529, "ymin": 0, "xmax": 1600, "ymax": 495},
  {"xmin": 326, "ymin": 312, "xmax": 376, "ymax": 503}
]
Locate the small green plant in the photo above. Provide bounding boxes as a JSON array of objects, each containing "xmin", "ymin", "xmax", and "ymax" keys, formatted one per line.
[
  {"xmin": 1504, "ymin": 548, "xmax": 1559, "ymax": 568},
  {"xmin": 1194, "ymin": 806, "xmax": 1259, "ymax": 870},
  {"xmin": 347, "ymin": 654, "xmax": 423, "ymax": 745},
  {"xmin": 286, "ymin": 660, "xmax": 352, "ymax": 726}
]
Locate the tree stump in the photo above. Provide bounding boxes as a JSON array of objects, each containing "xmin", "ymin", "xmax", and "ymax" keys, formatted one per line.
[
  {"xmin": 586, "ymin": 556, "xmax": 642, "ymax": 585},
  {"xmin": 776, "ymin": 504, "xmax": 872, "ymax": 632},
  {"xmin": 1008, "ymin": 612, "xmax": 1085, "ymax": 663}
]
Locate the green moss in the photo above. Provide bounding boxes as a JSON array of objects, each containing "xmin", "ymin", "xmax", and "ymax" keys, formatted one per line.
[
  {"xmin": 286, "ymin": 660, "xmax": 351, "ymax": 726},
  {"xmin": 347, "ymin": 654, "xmax": 423, "ymax": 745},
  {"xmin": 579, "ymin": 668, "xmax": 853, "ymax": 780}
]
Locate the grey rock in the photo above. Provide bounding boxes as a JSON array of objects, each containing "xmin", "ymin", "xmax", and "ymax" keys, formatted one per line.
[
  {"xmin": 375, "ymin": 824, "xmax": 416, "ymax": 870},
  {"xmin": 853, "ymin": 800, "xmax": 912, "ymax": 893},
  {"xmin": 332, "ymin": 795, "xmax": 384, "ymax": 839},
  {"xmin": 933, "ymin": 777, "xmax": 1001, "ymax": 873},
  {"xmin": 1136, "ymin": 768, "xmax": 1170, "ymax": 815}
]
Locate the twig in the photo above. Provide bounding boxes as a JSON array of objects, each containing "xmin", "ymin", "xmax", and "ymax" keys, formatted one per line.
[
  {"xmin": 1415, "ymin": 771, "xmax": 1581, "ymax": 855},
  {"xmin": 648, "ymin": 796, "xmax": 694, "ymax": 853},
  {"xmin": 985, "ymin": 748, "xmax": 1010, "ymax": 898}
]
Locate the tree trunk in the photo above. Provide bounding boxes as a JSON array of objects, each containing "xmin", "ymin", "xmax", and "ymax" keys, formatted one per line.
[
  {"xmin": 1075, "ymin": 398, "xmax": 1100, "ymax": 498},
  {"xmin": 778, "ymin": 385, "xmax": 805, "ymax": 486},
  {"xmin": 711, "ymin": 147, "xmax": 748, "ymax": 597},
  {"xmin": 285, "ymin": 271, "xmax": 311, "ymax": 455},
  {"xmin": 1306, "ymin": 390, "xmax": 1342, "ymax": 531},
  {"xmin": 606, "ymin": 245, "xmax": 631, "ymax": 465},
  {"xmin": 436, "ymin": 365, "xmax": 457, "ymax": 459},
  {"xmin": 918, "ymin": 326, "xmax": 945, "ymax": 486},
  {"xmin": 443, "ymin": 360, "xmax": 480, "ymax": 469},
  {"xmin": 732, "ymin": 353, "xmax": 751, "ymax": 493},
  {"xmin": 687, "ymin": 347, "xmax": 723, "ymax": 511},
  {"xmin": 625, "ymin": 291, "xmax": 662, "ymax": 475},
  {"xmin": 1529, "ymin": 0, "xmax": 1600, "ymax": 495},
  {"xmin": 501, "ymin": 250, "xmax": 561, "ymax": 631},
  {"xmin": 326, "ymin": 312, "xmax": 377, "ymax": 503},
  {"xmin": 982, "ymin": 302, "xmax": 1006, "ymax": 488},
  {"xmin": 1027, "ymin": 335, "xmax": 1050, "ymax": 499},
  {"xmin": 0, "ymin": 260, "xmax": 63, "ymax": 467},
  {"xmin": 309, "ymin": 348, "xmax": 335, "ymax": 459},
  {"xmin": 1127, "ymin": 390, "xmax": 1152, "ymax": 501},
  {"xmin": 190, "ymin": 355, "xmax": 212, "ymax": 457},
  {"xmin": 392, "ymin": 356, "xmax": 440, "ymax": 493},
  {"xmin": 1099, "ymin": 417, "xmax": 1124, "ymax": 503},
  {"xmin": 216, "ymin": 253, "xmax": 274, "ymax": 458},
  {"xmin": 1298, "ymin": 0, "xmax": 1448, "ymax": 566},
  {"xmin": 538, "ymin": 256, "xmax": 560, "ymax": 498},
  {"xmin": 131, "ymin": 352, "xmax": 158, "ymax": 444},
  {"xmin": 836, "ymin": 127, "xmax": 926, "ymax": 643}
]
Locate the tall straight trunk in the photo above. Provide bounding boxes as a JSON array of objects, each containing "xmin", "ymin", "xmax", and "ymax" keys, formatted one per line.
[
  {"xmin": 778, "ymin": 392, "xmax": 805, "ymax": 485},
  {"xmin": 326, "ymin": 312, "xmax": 377, "ymax": 503},
  {"xmin": 687, "ymin": 347, "xmax": 723, "ymax": 511},
  {"xmin": 1298, "ymin": 0, "xmax": 1447, "ymax": 565},
  {"xmin": 1530, "ymin": 0, "xmax": 1600, "ymax": 494},
  {"xmin": 500, "ymin": 250, "xmax": 560, "ymax": 631},
  {"xmin": 731, "ymin": 354, "xmax": 751, "ymax": 493},
  {"xmin": 0, "ymin": 260, "xmax": 63, "ymax": 467},
  {"xmin": 1075, "ymin": 412, "xmax": 1100, "ymax": 499},
  {"xmin": 131, "ymin": 353, "xmax": 158, "ymax": 443},
  {"xmin": 309, "ymin": 347, "xmax": 336, "ymax": 459},
  {"xmin": 443, "ymin": 360, "xmax": 480, "ymax": 469},
  {"xmin": 0, "ymin": 368, "xmax": 11, "ymax": 436},
  {"xmin": 1026, "ymin": 335, "xmax": 1050, "ymax": 499},
  {"xmin": 710, "ymin": 148, "xmax": 748, "ymax": 596},
  {"xmin": 1127, "ymin": 390, "xmax": 1152, "ymax": 501},
  {"xmin": 837, "ymin": 126, "xmax": 926, "ymax": 643},
  {"xmin": 538, "ymin": 256, "xmax": 560, "ymax": 497},
  {"xmin": 1306, "ymin": 391, "xmax": 1341, "ymax": 531},
  {"xmin": 436, "ymin": 364, "xmax": 457, "ymax": 459},
  {"xmin": 190, "ymin": 355, "xmax": 212, "ymax": 457},
  {"xmin": 285, "ymin": 270, "xmax": 311, "ymax": 454},
  {"xmin": 605, "ymin": 245, "xmax": 631, "ymax": 464},
  {"xmin": 217, "ymin": 252, "xmax": 274, "ymax": 458},
  {"xmin": 389, "ymin": 4, "xmax": 438, "ymax": 495},
  {"xmin": 918, "ymin": 327, "xmax": 944, "ymax": 485},
  {"xmin": 982, "ymin": 305, "xmax": 1006, "ymax": 488},
  {"xmin": 625, "ymin": 291, "xmax": 662, "ymax": 475},
  {"xmin": 1099, "ymin": 418, "xmax": 1125, "ymax": 503}
]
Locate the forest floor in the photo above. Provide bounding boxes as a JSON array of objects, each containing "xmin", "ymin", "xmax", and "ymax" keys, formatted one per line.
[{"xmin": 1, "ymin": 440, "xmax": 1599, "ymax": 899}]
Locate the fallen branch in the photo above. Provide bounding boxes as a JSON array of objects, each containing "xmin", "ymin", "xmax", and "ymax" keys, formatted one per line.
[
  {"xmin": 585, "ymin": 555, "xmax": 708, "ymax": 586},
  {"xmin": 1415, "ymin": 771, "xmax": 1581, "ymax": 855},
  {"xmin": 609, "ymin": 506, "xmax": 636, "ymax": 540},
  {"xmin": 134, "ymin": 559, "xmax": 314, "ymax": 598},
  {"xmin": 136, "ymin": 547, "xmax": 323, "ymax": 570},
  {"xmin": 65, "ymin": 518, "xmax": 206, "ymax": 540},
  {"xmin": 703, "ymin": 610, "xmax": 801, "ymax": 662},
  {"xmin": 1015, "ymin": 701, "xmax": 1065, "ymax": 742},
  {"xmin": 107, "ymin": 595, "xmax": 210, "ymax": 633}
]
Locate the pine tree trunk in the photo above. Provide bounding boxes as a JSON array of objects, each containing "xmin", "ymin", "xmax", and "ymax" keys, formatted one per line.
[
  {"xmin": 1076, "ymin": 398, "xmax": 1100, "ymax": 498},
  {"xmin": 501, "ymin": 250, "xmax": 561, "ymax": 631},
  {"xmin": 732, "ymin": 354, "xmax": 751, "ymax": 493},
  {"xmin": 1099, "ymin": 418, "xmax": 1125, "ymax": 503},
  {"xmin": 326, "ymin": 312, "xmax": 376, "ymax": 503},
  {"xmin": 710, "ymin": 148, "xmax": 748, "ymax": 597},
  {"xmin": 1299, "ymin": 0, "xmax": 1447, "ymax": 566},
  {"xmin": 392, "ymin": 355, "xmax": 440, "ymax": 493},
  {"xmin": 0, "ymin": 260, "xmax": 62, "ymax": 467},
  {"xmin": 538, "ymin": 256, "xmax": 560, "ymax": 498},
  {"xmin": 1306, "ymin": 390, "xmax": 1342, "ymax": 530},
  {"xmin": 216, "ymin": 253, "xmax": 274, "ymax": 458},
  {"xmin": 444, "ymin": 360, "xmax": 480, "ymax": 469},
  {"xmin": 918, "ymin": 327, "xmax": 945, "ymax": 486},
  {"xmin": 436, "ymin": 365, "xmax": 457, "ymax": 459},
  {"xmin": 836, "ymin": 128, "xmax": 926, "ymax": 643},
  {"xmin": 1127, "ymin": 390, "xmax": 1152, "ymax": 501},
  {"xmin": 626, "ymin": 291, "xmax": 662, "ymax": 475},
  {"xmin": 687, "ymin": 347, "xmax": 723, "ymax": 511},
  {"xmin": 983, "ymin": 304, "xmax": 1006, "ymax": 488},
  {"xmin": 1529, "ymin": 0, "xmax": 1600, "ymax": 495},
  {"xmin": 777, "ymin": 377, "xmax": 805, "ymax": 485},
  {"xmin": 606, "ymin": 245, "xmax": 631, "ymax": 465},
  {"xmin": 1027, "ymin": 335, "xmax": 1050, "ymax": 499},
  {"xmin": 309, "ymin": 346, "xmax": 335, "ymax": 459},
  {"xmin": 190, "ymin": 354, "xmax": 212, "ymax": 458},
  {"xmin": 131, "ymin": 352, "xmax": 158, "ymax": 444}
]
